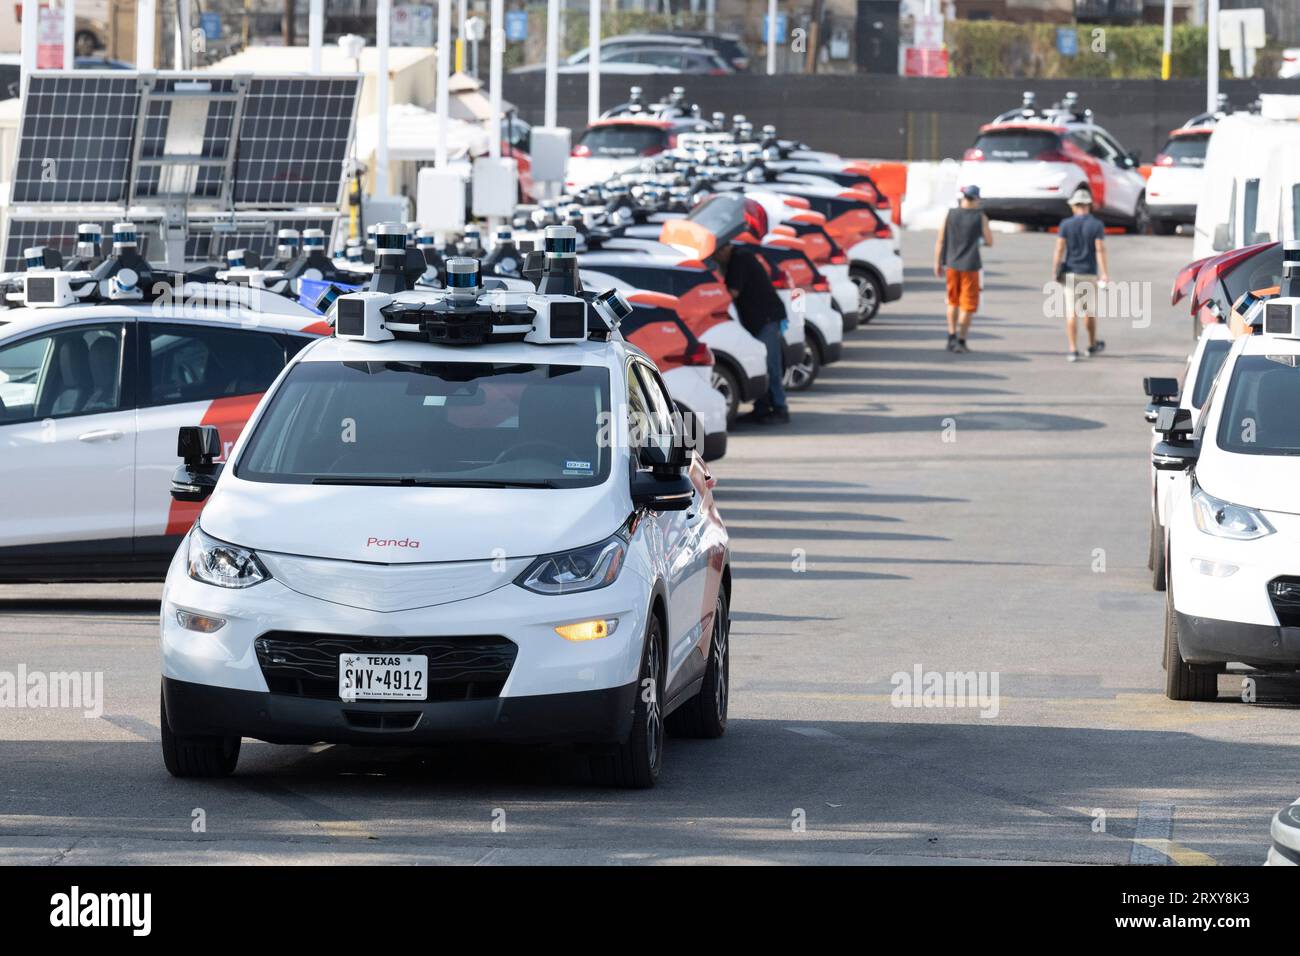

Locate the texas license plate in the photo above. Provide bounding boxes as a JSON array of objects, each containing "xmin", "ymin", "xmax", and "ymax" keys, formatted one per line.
[{"xmin": 338, "ymin": 654, "xmax": 428, "ymax": 701}]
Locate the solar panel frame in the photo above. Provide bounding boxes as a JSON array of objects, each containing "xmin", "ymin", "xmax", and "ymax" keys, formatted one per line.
[{"xmin": 183, "ymin": 215, "xmax": 341, "ymax": 264}]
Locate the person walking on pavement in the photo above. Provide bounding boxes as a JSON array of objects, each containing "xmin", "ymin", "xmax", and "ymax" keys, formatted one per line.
[
  {"xmin": 934, "ymin": 184, "xmax": 993, "ymax": 353},
  {"xmin": 1053, "ymin": 188, "xmax": 1110, "ymax": 363},
  {"xmin": 717, "ymin": 241, "xmax": 790, "ymax": 424}
]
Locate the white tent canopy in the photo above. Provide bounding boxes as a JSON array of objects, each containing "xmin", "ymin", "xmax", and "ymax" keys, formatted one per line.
[{"xmin": 355, "ymin": 102, "xmax": 491, "ymax": 163}]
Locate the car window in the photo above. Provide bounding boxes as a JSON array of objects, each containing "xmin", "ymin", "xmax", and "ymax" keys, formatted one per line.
[
  {"xmin": 636, "ymin": 50, "xmax": 682, "ymax": 68},
  {"xmin": 1094, "ymin": 131, "xmax": 1127, "ymax": 164},
  {"xmin": 626, "ymin": 360, "xmax": 653, "ymax": 449},
  {"xmin": 1216, "ymin": 354, "xmax": 1300, "ymax": 455},
  {"xmin": 1191, "ymin": 339, "xmax": 1231, "ymax": 410},
  {"xmin": 970, "ymin": 129, "xmax": 1061, "ymax": 162},
  {"xmin": 237, "ymin": 360, "xmax": 612, "ymax": 487},
  {"xmin": 144, "ymin": 323, "xmax": 285, "ymax": 407},
  {"xmin": 0, "ymin": 323, "xmax": 123, "ymax": 424},
  {"xmin": 575, "ymin": 124, "xmax": 668, "ymax": 158},
  {"xmin": 1159, "ymin": 133, "xmax": 1209, "ymax": 167},
  {"xmin": 634, "ymin": 363, "xmax": 679, "ymax": 439}
]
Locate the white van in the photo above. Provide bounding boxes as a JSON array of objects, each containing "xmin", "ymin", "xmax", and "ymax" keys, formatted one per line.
[{"xmin": 1194, "ymin": 97, "xmax": 1300, "ymax": 259}]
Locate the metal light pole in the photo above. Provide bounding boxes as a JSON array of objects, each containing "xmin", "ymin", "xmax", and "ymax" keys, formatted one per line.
[
  {"xmin": 489, "ymin": 0, "xmax": 503, "ymax": 159},
  {"xmin": 1161, "ymin": 0, "xmax": 1173, "ymax": 80},
  {"xmin": 19, "ymin": 0, "xmax": 37, "ymax": 100},
  {"xmin": 137, "ymin": 0, "xmax": 157, "ymax": 70},
  {"xmin": 175, "ymin": 0, "xmax": 191, "ymax": 70},
  {"xmin": 437, "ymin": 0, "xmax": 452, "ymax": 168},
  {"xmin": 62, "ymin": 0, "xmax": 76, "ymax": 69},
  {"xmin": 377, "ymin": 0, "xmax": 392, "ymax": 197},
  {"xmin": 588, "ymin": 0, "xmax": 601, "ymax": 125},
  {"xmin": 545, "ymin": 0, "xmax": 560, "ymax": 128},
  {"xmin": 309, "ymin": 0, "xmax": 325, "ymax": 74},
  {"xmin": 1206, "ymin": 0, "xmax": 1220, "ymax": 113},
  {"xmin": 766, "ymin": 0, "xmax": 777, "ymax": 76}
]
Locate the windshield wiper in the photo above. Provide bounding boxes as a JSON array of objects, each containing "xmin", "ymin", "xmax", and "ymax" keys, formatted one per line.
[{"xmin": 311, "ymin": 476, "xmax": 557, "ymax": 488}]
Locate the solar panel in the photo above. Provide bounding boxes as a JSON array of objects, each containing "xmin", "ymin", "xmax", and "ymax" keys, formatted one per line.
[
  {"xmin": 11, "ymin": 74, "xmax": 141, "ymax": 205},
  {"xmin": 234, "ymin": 77, "xmax": 360, "ymax": 207},
  {"xmin": 134, "ymin": 76, "xmax": 243, "ymax": 204},
  {"xmin": 3, "ymin": 217, "xmax": 155, "ymax": 272}
]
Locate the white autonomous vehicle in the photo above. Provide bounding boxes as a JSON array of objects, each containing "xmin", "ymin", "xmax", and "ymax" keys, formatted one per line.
[
  {"xmin": 1157, "ymin": 244, "xmax": 1300, "ymax": 700},
  {"xmin": 159, "ymin": 226, "xmax": 732, "ymax": 788}
]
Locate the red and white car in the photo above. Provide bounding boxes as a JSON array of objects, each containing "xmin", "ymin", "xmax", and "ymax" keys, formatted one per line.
[
  {"xmin": 0, "ymin": 297, "xmax": 326, "ymax": 581},
  {"xmin": 959, "ymin": 112, "xmax": 1149, "ymax": 230}
]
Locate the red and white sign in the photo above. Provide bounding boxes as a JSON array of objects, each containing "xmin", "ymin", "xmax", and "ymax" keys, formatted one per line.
[
  {"xmin": 904, "ymin": 47, "xmax": 948, "ymax": 78},
  {"xmin": 36, "ymin": 1, "xmax": 66, "ymax": 69},
  {"xmin": 913, "ymin": 13, "xmax": 944, "ymax": 51}
]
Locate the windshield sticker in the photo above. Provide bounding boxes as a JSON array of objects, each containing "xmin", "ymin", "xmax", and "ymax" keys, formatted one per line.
[{"xmin": 563, "ymin": 459, "xmax": 594, "ymax": 475}]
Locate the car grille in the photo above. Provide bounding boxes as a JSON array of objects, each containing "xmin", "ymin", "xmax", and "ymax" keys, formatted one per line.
[
  {"xmin": 254, "ymin": 631, "xmax": 517, "ymax": 702},
  {"xmin": 1268, "ymin": 577, "xmax": 1300, "ymax": 628}
]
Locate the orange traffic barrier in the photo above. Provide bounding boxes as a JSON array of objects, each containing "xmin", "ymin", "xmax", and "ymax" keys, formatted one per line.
[{"xmin": 863, "ymin": 161, "xmax": 908, "ymax": 226}]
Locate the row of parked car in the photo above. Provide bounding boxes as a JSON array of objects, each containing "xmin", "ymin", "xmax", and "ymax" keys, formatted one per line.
[{"xmin": 0, "ymin": 87, "xmax": 904, "ymax": 586}]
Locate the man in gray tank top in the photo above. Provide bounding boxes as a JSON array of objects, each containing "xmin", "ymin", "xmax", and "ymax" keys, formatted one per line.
[{"xmin": 933, "ymin": 185, "xmax": 994, "ymax": 353}]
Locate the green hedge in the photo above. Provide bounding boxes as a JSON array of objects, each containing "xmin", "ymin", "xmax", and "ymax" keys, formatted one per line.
[{"xmin": 947, "ymin": 21, "xmax": 1231, "ymax": 79}]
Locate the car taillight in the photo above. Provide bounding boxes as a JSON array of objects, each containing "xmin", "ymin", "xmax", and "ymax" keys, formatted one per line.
[
  {"xmin": 1036, "ymin": 147, "xmax": 1069, "ymax": 163},
  {"xmin": 769, "ymin": 273, "xmax": 789, "ymax": 289},
  {"xmin": 571, "ymin": 144, "xmax": 591, "ymax": 157},
  {"xmin": 812, "ymin": 279, "xmax": 829, "ymax": 292},
  {"xmin": 708, "ymin": 68, "xmax": 727, "ymax": 75},
  {"xmin": 674, "ymin": 341, "xmax": 713, "ymax": 366},
  {"xmin": 829, "ymin": 253, "xmax": 846, "ymax": 265},
  {"xmin": 1155, "ymin": 153, "xmax": 1174, "ymax": 167},
  {"xmin": 873, "ymin": 221, "xmax": 892, "ymax": 239},
  {"xmin": 963, "ymin": 147, "xmax": 984, "ymax": 161}
]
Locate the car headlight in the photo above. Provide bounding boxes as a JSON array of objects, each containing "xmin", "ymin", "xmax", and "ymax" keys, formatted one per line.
[
  {"xmin": 516, "ymin": 532, "xmax": 627, "ymax": 595},
  {"xmin": 1192, "ymin": 484, "xmax": 1275, "ymax": 541},
  {"xmin": 186, "ymin": 526, "xmax": 270, "ymax": 588}
]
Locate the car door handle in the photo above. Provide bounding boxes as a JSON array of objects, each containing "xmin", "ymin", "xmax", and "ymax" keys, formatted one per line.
[{"xmin": 78, "ymin": 429, "xmax": 124, "ymax": 443}]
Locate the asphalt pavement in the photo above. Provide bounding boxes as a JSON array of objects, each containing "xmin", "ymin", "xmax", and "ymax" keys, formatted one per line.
[{"xmin": 3, "ymin": 227, "xmax": 1295, "ymax": 865}]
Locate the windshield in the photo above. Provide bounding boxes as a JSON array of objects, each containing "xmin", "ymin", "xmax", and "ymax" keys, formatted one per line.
[
  {"xmin": 1191, "ymin": 339, "xmax": 1231, "ymax": 410},
  {"xmin": 237, "ymin": 360, "xmax": 612, "ymax": 488},
  {"xmin": 1216, "ymin": 354, "xmax": 1300, "ymax": 455}
]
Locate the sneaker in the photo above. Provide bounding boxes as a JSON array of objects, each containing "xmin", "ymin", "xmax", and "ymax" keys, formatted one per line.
[
  {"xmin": 737, "ymin": 407, "xmax": 771, "ymax": 424},
  {"xmin": 946, "ymin": 335, "xmax": 957, "ymax": 352},
  {"xmin": 954, "ymin": 339, "xmax": 969, "ymax": 353},
  {"xmin": 1087, "ymin": 340, "xmax": 1106, "ymax": 357},
  {"xmin": 1067, "ymin": 351, "xmax": 1081, "ymax": 363}
]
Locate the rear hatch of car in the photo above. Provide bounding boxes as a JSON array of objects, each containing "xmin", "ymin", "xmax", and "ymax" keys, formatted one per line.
[
  {"xmin": 572, "ymin": 122, "xmax": 672, "ymax": 159},
  {"xmin": 962, "ymin": 126, "xmax": 1075, "ymax": 198}
]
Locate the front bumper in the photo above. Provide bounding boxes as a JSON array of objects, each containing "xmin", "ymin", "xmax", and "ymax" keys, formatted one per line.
[
  {"xmin": 702, "ymin": 430, "xmax": 728, "ymax": 462},
  {"xmin": 163, "ymin": 675, "xmax": 637, "ymax": 745},
  {"xmin": 883, "ymin": 281, "xmax": 904, "ymax": 303},
  {"xmin": 741, "ymin": 371, "xmax": 768, "ymax": 402},
  {"xmin": 822, "ymin": 340, "xmax": 843, "ymax": 364},
  {"xmin": 1174, "ymin": 613, "xmax": 1300, "ymax": 669}
]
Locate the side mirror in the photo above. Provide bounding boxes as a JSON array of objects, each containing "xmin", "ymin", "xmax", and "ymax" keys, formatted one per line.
[
  {"xmin": 171, "ymin": 425, "xmax": 223, "ymax": 502},
  {"xmin": 1248, "ymin": 230, "xmax": 1272, "ymax": 245},
  {"xmin": 1143, "ymin": 375, "xmax": 1180, "ymax": 422},
  {"xmin": 1155, "ymin": 405, "xmax": 1193, "ymax": 436},
  {"xmin": 1127, "ymin": 150, "xmax": 1141, "ymax": 167},
  {"xmin": 630, "ymin": 469, "xmax": 694, "ymax": 512},
  {"xmin": 1212, "ymin": 223, "xmax": 1232, "ymax": 252},
  {"xmin": 1153, "ymin": 439, "xmax": 1197, "ymax": 471},
  {"xmin": 638, "ymin": 437, "xmax": 689, "ymax": 473}
]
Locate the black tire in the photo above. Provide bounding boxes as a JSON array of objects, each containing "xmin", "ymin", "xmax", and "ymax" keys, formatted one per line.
[
  {"xmin": 784, "ymin": 332, "xmax": 820, "ymax": 391},
  {"xmin": 711, "ymin": 363, "xmax": 742, "ymax": 426},
  {"xmin": 590, "ymin": 614, "xmax": 664, "ymax": 788},
  {"xmin": 850, "ymin": 267, "xmax": 882, "ymax": 322},
  {"xmin": 1163, "ymin": 585, "xmax": 1218, "ymax": 702},
  {"xmin": 667, "ymin": 591, "xmax": 730, "ymax": 739},
  {"xmin": 1151, "ymin": 519, "xmax": 1167, "ymax": 591},
  {"xmin": 1146, "ymin": 513, "xmax": 1155, "ymax": 571},
  {"xmin": 160, "ymin": 686, "xmax": 240, "ymax": 778},
  {"xmin": 1128, "ymin": 194, "xmax": 1151, "ymax": 235},
  {"xmin": 1151, "ymin": 218, "xmax": 1178, "ymax": 236}
]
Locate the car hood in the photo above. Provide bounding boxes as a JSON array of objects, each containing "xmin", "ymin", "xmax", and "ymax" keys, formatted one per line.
[
  {"xmin": 1198, "ymin": 452, "xmax": 1300, "ymax": 517},
  {"xmin": 199, "ymin": 475, "xmax": 630, "ymax": 564}
]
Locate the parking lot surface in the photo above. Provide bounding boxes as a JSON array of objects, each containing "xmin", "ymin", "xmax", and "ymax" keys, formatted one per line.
[{"xmin": 2, "ymin": 229, "xmax": 1293, "ymax": 865}]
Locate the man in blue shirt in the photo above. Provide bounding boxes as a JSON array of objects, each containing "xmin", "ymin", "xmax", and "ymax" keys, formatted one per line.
[{"xmin": 1052, "ymin": 188, "xmax": 1110, "ymax": 363}]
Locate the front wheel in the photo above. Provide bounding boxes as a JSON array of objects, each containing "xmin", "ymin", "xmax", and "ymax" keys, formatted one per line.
[
  {"xmin": 1163, "ymin": 585, "xmax": 1218, "ymax": 701},
  {"xmin": 850, "ymin": 268, "xmax": 882, "ymax": 322},
  {"xmin": 590, "ymin": 615, "xmax": 664, "ymax": 788},
  {"xmin": 1151, "ymin": 218, "xmax": 1178, "ymax": 236},
  {"xmin": 160, "ymin": 686, "xmax": 241, "ymax": 778},
  {"xmin": 667, "ymin": 591, "xmax": 730, "ymax": 739}
]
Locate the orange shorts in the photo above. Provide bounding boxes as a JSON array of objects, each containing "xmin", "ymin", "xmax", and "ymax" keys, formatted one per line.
[{"xmin": 946, "ymin": 268, "xmax": 980, "ymax": 312}]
